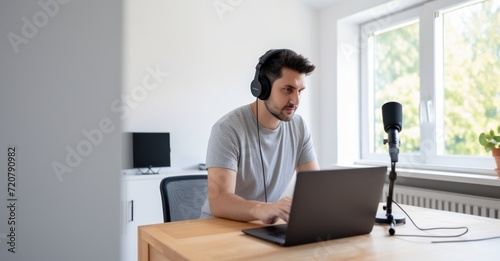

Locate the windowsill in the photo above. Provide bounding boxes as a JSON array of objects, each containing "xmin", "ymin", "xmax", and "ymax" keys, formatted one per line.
[
  {"xmin": 347, "ymin": 161, "xmax": 500, "ymax": 188},
  {"xmin": 395, "ymin": 168, "xmax": 500, "ymax": 187}
]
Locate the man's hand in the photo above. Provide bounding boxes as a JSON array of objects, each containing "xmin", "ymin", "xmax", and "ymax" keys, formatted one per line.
[
  {"xmin": 208, "ymin": 167, "xmax": 297, "ymax": 223},
  {"xmin": 251, "ymin": 196, "xmax": 292, "ymax": 224}
]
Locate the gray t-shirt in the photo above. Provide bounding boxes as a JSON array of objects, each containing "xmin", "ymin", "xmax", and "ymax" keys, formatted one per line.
[{"xmin": 200, "ymin": 104, "xmax": 316, "ymax": 218}]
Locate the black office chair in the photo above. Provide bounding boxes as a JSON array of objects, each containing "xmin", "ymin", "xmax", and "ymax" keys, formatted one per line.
[{"xmin": 159, "ymin": 175, "xmax": 208, "ymax": 222}]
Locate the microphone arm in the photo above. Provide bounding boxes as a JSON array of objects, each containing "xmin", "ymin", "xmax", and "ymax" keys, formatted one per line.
[
  {"xmin": 379, "ymin": 161, "xmax": 400, "ymax": 235},
  {"xmin": 375, "ymin": 130, "xmax": 406, "ymax": 235}
]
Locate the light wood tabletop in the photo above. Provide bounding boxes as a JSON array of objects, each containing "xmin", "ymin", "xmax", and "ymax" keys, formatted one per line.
[{"xmin": 138, "ymin": 204, "xmax": 500, "ymax": 260}]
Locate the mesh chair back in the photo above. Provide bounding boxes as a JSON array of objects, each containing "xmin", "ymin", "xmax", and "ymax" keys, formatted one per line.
[{"xmin": 159, "ymin": 175, "xmax": 208, "ymax": 222}]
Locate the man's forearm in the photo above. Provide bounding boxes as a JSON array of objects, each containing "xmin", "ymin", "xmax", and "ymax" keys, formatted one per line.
[{"xmin": 209, "ymin": 192, "xmax": 262, "ymax": 221}]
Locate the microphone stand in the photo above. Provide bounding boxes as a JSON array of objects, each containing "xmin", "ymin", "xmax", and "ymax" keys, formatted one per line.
[{"xmin": 375, "ymin": 161, "xmax": 406, "ymax": 235}]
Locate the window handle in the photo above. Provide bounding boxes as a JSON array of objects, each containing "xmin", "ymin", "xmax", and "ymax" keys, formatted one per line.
[
  {"xmin": 419, "ymin": 100, "xmax": 433, "ymax": 123},
  {"xmin": 426, "ymin": 100, "xmax": 432, "ymax": 123}
]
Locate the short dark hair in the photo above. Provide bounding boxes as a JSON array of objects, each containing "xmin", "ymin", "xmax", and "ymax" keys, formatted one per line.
[{"xmin": 260, "ymin": 49, "xmax": 315, "ymax": 86}]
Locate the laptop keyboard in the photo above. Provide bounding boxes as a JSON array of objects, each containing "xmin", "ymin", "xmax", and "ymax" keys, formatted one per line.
[{"xmin": 268, "ymin": 231, "xmax": 286, "ymax": 239}]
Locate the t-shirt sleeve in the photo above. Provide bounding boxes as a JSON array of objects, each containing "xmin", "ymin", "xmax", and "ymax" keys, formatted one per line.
[
  {"xmin": 298, "ymin": 118, "xmax": 317, "ymax": 165},
  {"xmin": 205, "ymin": 122, "xmax": 239, "ymax": 172}
]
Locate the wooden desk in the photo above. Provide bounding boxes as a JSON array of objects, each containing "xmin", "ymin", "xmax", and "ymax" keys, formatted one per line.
[{"xmin": 138, "ymin": 204, "xmax": 500, "ymax": 260}]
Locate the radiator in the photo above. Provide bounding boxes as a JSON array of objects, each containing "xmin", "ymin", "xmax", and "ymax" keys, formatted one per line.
[{"xmin": 382, "ymin": 185, "xmax": 500, "ymax": 219}]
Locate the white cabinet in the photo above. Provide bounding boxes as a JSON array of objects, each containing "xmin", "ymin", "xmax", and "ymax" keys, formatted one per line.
[
  {"xmin": 120, "ymin": 171, "xmax": 206, "ymax": 261},
  {"xmin": 121, "ymin": 177, "xmax": 163, "ymax": 261}
]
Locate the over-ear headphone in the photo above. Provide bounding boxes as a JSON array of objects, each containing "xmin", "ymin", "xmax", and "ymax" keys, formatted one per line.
[{"xmin": 250, "ymin": 49, "xmax": 295, "ymax": 100}]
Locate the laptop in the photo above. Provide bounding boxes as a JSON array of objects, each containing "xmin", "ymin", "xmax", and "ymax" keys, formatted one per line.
[{"xmin": 242, "ymin": 166, "xmax": 387, "ymax": 246}]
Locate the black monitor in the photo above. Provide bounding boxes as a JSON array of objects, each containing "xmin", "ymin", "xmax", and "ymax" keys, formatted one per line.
[{"xmin": 132, "ymin": 132, "xmax": 170, "ymax": 174}]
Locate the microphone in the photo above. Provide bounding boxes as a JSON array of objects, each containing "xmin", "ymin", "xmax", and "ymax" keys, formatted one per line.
[
  {"xmin": 382, "ymin": 102, "xmax": 402, "ymax": 163},
  {"xmin": 375, "ymin": 101, "xmax": 406, "ymax": 234}
]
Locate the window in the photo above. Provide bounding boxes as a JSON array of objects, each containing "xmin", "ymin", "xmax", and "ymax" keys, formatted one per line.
[{"xmin": 361, "ymin": 0, "xmax": 500, "ymax": 174}]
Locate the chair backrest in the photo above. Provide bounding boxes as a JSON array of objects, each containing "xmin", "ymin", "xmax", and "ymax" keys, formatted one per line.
[{"xmin": 159, "ymin": 175, "xmax": 208, "ymax": 222}]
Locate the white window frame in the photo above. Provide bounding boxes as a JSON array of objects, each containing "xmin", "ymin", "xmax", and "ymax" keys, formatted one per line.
[{"xmin": 359, "ymin": 0, "xmax": 496, "ymax": 176}]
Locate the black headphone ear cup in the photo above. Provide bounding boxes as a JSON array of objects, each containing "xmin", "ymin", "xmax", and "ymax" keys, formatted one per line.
[
  {"xmin": 250, "ymin": 78, "xmax": 262, "ymax": 98},
  {"xmin": 258, "ymin": 76, "xmax": 271, "ymax": 100}
]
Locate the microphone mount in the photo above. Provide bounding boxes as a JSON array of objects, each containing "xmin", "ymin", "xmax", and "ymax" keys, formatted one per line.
[
  {"xmin": 384, "ymin": 128, "xmax": 400, "ymax": 163},
  {"xmin": 375, "ymin": 161, "xmax": 406, "ymax": 235}
]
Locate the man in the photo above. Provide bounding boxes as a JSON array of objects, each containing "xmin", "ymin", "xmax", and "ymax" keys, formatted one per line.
[{"xmin": 200, "ymin": 49, "xmax": 319, "ymax": 224}]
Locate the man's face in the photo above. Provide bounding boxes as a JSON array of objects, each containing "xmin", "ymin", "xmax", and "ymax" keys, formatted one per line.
[{"xmin": 264, "ymin": 67, "xmax": 306, "ymax": 122}]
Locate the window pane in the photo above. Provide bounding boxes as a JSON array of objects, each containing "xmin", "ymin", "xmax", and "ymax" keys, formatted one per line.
[
  {"xmin": 373, "ymin": 21, "xmax": 420, "ymax": 154},
  {"xmin": 441, "ymin": 0, "xmax": 500, "ymax": 156}
]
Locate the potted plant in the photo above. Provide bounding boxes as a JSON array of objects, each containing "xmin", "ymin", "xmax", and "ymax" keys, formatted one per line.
[{"xmin": 479, "ymin": 125, "xmax": 500, "ymax": 177}]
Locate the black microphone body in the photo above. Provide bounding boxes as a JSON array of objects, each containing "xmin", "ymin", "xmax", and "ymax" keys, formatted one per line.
[{"xmin": 382, "ymin": 102, "xmax": 403, "ymax": 163}]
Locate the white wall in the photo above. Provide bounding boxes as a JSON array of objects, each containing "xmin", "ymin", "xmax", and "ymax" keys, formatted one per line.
[
  {"xmin": 122, "ymin": 0, "xmax": 320, "ymax": 172},
  {"xmin": 0, "ymin": 1, "xmax": 122, "ymax": 260}
]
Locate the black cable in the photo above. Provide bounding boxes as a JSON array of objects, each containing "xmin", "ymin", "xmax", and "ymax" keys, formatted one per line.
[
  {"xmin": 391, "ymin": 200, "xmax": 469, "ymax": 240},
  {"xmin": 432, "ymin": 236, "xmax": 500, "ymax": 244},
  {"xmin": 393, "ymin": 200, "xmax": 500, "ymax": 243},
  {"xmin": 255, "ymin": 98, "xmax": 268, "ymax": 203}
]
